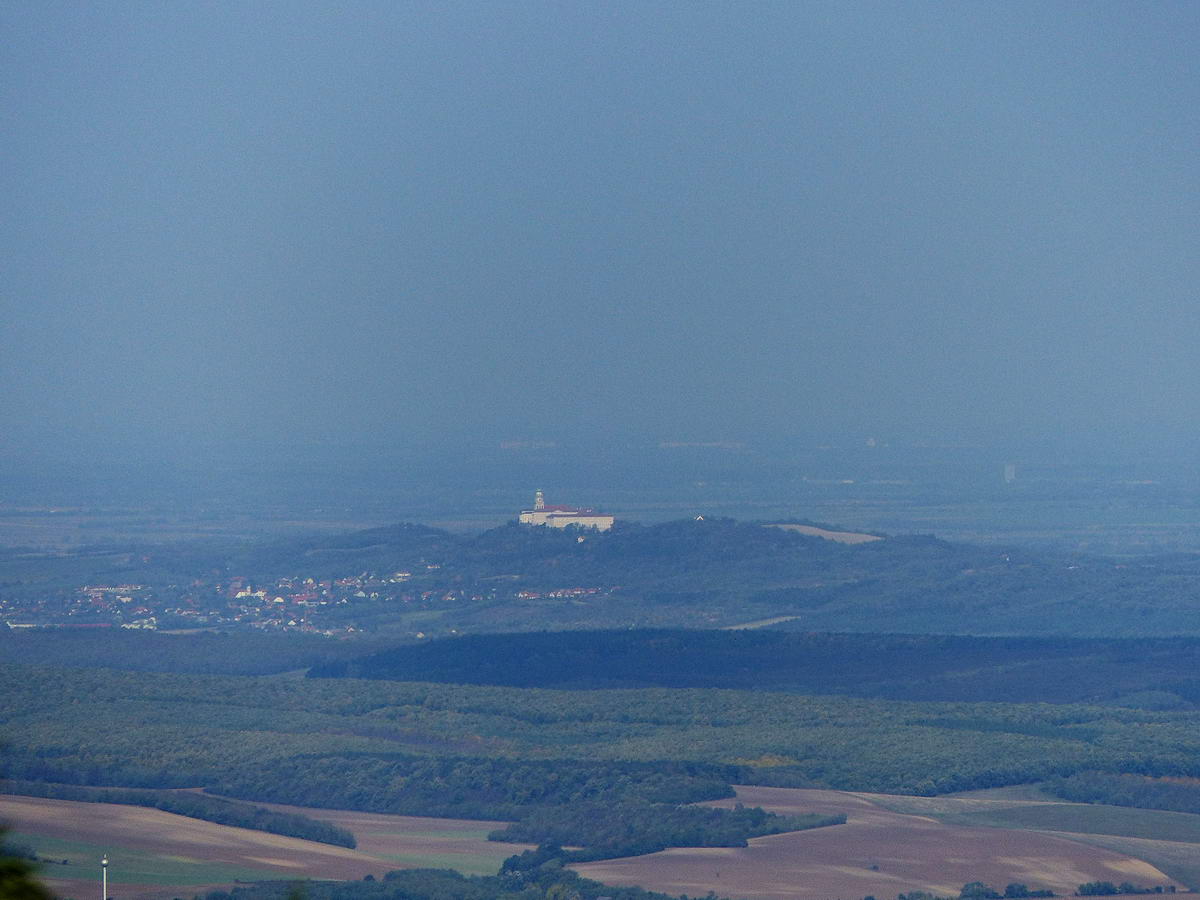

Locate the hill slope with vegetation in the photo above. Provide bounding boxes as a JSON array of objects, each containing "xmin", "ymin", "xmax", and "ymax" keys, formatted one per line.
[
  {"xmin": 308, "ymin": 629, "xmax": 1200, "ymax": 706},
  {"xmin": 8, "ymin": 517, "xmax": 1200, "ymax": 637},
  {"xmin": 8, "ymin": 662, "xmax": 1200, "ymax": 802}
]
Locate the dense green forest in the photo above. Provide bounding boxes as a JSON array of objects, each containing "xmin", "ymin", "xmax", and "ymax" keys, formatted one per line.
[
  {"xmin": 11, "ymin": 628, "xmax": 1200, "ymax": 710},
  {"xmin": 0, "ymin": 780, "xmax": 356, "ymax": 847},
  {"xmin": 308, "ymin": 629, "xmax": 1200, "ymax": 706},
  {"xmin": 208, "ymin": 755, "xmax": 841, "ymax": 860},
  {"xmin": 1046, "ymin": 772, "xmax": 1200, "ymax": 816},
  {"xmin": 0, "ymin": 629, "xmax": 387, "ymax": 676},
  {"xmin": 164, "ymin": 866, "xmax": 1171, "ymax": 900},
  {"xmin": 194, "ymin": 863, "xmax": 708, "ymax": 900},
  {"xmin": 7, "ymin": 663, "xmax": 1200, "ymax": 806},
  {"xmin": 489, "ymin": 803, "xmax": 844, "ymax": 861}
]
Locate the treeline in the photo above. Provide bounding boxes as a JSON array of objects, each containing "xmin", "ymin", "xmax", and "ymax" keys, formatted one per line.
[
  {"xmin": 208, "ymin": 755, "xmax": 736, "ymax": 821},
  {"xmin": 0, "ymin": 629, "xmax": 385, "ymax": 676},
  {"xmin": 960, "ymin": 883, "xmax": 1055, "ymax": 899},
  {"xmin": 1046, "ymin": 772, "xmax": 1200, "ymax": 816},
  {"xmin": 10, "ymin": 662, "xmax": 1200, "ymax": 803},
  {"xmin": 871, "ymin": 882, "xmax": 1173, "ymax": 900},
  {"xmin": 307, "ymin": 628, "xmax": 1200, "ymax": 707},
  {"xmin": 13, "ymin": 625, "xmax": 1200, "ymax": 707},
  {"xmin": 190, "ymin": 871, "xmax": 1173, "ymax": 900},
  {"xmin": 902, "ymin": 882, "xmax": 1056, "ymax": 900},
  {"xmin": 0, "ymin": 780, "xmax": 355, "ymax": 848},
  {"xmin": 207, "ymin": 755, "xmax": 822, "ymax": 857},
  {"xmin": 493, "ymin": 803, "xmax": 844, "ymax": 861},
  {"xmin": 1078, "ymin": 883, "xmax": 1175, "ymax": 896},
  {"xmin": 198, "ymin": 863, "xmax": 714, "ymax": 900},
  {"xmin": 868, "ymin": 882, "xmax": 1173, "ymax": 900}
]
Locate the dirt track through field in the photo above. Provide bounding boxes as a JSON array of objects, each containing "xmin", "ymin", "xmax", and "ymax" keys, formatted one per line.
[{"xmin": 572, "ymin": 786, "xmax": 1179, "ymax": 900}]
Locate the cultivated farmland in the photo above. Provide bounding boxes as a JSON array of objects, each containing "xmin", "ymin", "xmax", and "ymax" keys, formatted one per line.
[
  {"xmin": 572, "ymin": 787, "xmax": 1183, "ymax": 900},
  {"xmin": 0, "ymin": 794, "xmax": 526, "ymax": 899},
  {"xmin": 7, "ymin": 786, "xmax": 1197, "ymax": 900}
]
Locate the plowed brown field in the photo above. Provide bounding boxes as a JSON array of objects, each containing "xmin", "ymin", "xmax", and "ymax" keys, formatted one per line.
[
  {"xmin": 6, "ymin": 787, "xmax": 1185, "ymax": 900},
  {"xmin": 572, "ymin": 787, "xmax": 1179, "ymax": 900},
  {"xmin": 0, "ymin": 794, "xmax": 527, "ymax": 899}
]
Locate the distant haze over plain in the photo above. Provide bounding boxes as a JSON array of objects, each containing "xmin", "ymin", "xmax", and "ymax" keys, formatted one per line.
[{"xmin": 3, "ymin": 2, "xmax": 1197, "ymax": 485}]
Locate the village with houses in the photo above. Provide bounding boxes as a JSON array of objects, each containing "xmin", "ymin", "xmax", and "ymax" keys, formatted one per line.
[{"xmin": 1, "ymin": 492, "xmax": 618, "ymax": 634}]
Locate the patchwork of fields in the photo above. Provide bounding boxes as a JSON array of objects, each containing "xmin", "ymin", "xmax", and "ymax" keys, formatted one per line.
[
  {"xmin": 573, "ymin": 787, "xmax": 1185, "ymax": 900},
  {"xmin": 0, "ymin": 794, "xmax": 527, "ymax": 899},
  {"xmin": 7, "ymin": 786, "xmax": 1199, "ymax": 900}
]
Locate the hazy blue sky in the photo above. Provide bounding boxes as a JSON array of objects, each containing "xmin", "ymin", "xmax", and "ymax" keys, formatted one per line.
[{"xmin": 3, "ymin": 1, "xmax": 1197, "ymax": 471}]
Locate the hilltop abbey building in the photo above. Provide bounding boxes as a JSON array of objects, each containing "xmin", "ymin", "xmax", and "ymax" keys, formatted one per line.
[{"xmin": 519, "ymin": 491, "xmax": 615, "ymax": 531}]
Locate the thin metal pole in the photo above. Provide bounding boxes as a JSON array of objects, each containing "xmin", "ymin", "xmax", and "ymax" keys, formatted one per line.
[{"xmin": 101, "ymin": 855, "xmax": 107, "ymax": 900}]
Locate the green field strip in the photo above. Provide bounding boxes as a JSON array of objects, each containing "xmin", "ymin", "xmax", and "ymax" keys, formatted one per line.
[
  {"xmin": 373, "ymin": 828, "xmax": 495, "ymax": 840},
  {"xmin": 9, "ymin": 830, "xmax": 303, "ymax": 887},
  {"xmin": 942, "ymin": 802, "xmax": 1200, "ymax": 843}
]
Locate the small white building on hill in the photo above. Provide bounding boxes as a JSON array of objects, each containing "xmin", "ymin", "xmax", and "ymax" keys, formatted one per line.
[{"xmin": 519, "ymin": 490, "xmax": 615, "ymax": 531}]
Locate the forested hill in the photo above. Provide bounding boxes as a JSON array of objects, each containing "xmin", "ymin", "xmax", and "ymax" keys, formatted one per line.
[
  {"xmin": 225, "ymin": 515, "xmax": 872, "ymax": 580},
  {"xmin": 9, "ymin": 516, "xmax": 1200, "ymax": 636},
  {"xmin": 232, "ymin": 517, "xmax": 1200, "ymax": 635},
  {"xmin": 308, "ymin": 629, "xmax": 1200, "ymax": 706}
]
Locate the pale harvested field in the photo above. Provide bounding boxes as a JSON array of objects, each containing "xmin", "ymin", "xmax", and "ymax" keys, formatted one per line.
[
  {"xmin": 763, "ymin": 524, "xmax": 882, "ymax": 544},
  {"xmin": 9, "ymin": 788, "xmax": 1187, "ymax": 900},
  {"xmin": 218, "ymin": 795, "xmax": 531, "ymax": 872},
  {"xmin": 853, "ymin": 790, "xmax": 1065, "ymax": 817},
  {"xmin": 1, "ymin": 794, "xmax": 527, "ymax": 899},
  {"xmin": 572, "ymin": 786, "xmax": 1180, "ymax": 900},
  {"xmin": 1038, "ymin": 832, "xmax": 1200, "ymax": 892},
  {"xmin": 723, "ymin": 616, "xmax": 802, "ymax": 631}
]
